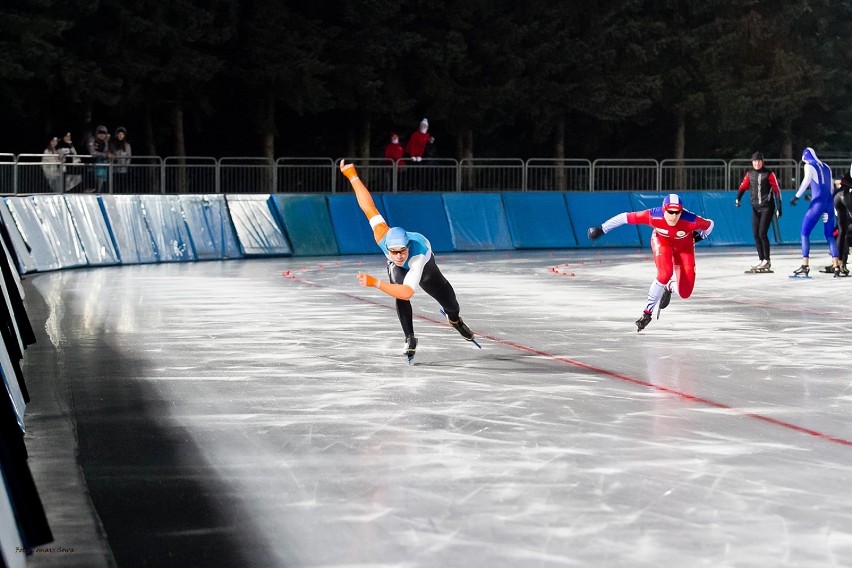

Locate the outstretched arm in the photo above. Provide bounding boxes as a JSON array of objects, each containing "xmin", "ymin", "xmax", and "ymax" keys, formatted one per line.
[{"xmin": 340, "ymin": 160, "xmax": 389, "ymax": 243}]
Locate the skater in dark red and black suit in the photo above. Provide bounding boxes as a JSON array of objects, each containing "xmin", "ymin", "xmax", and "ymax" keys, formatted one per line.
[
  {"xmin": 587, "ymin": 194, "xmax": 714, "ymax": 332},
  {"xmin": 735, "ymin": 151, "xmax": 782, "ymax": 273},
  {"xmin": 833, "ymin": 162, "xmax": 852, "ymax": 276}
]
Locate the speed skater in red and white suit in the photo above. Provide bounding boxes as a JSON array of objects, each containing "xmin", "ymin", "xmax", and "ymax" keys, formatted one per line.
[{"xmin": 587, "ymin": 193, "xmax": 714, "ymax": 331}]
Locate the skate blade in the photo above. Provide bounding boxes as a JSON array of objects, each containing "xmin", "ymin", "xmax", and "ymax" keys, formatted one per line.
[
  {"xmin": 470, "ymin": 338, "xmax": 482, "ymax": 349},
  {"xmin": 788, "ymin": 274, "xmax": 811, "ymax": 279},
  {"xmin": 745, "ymin": 269, "xmax": 773, "ymax": 273}
]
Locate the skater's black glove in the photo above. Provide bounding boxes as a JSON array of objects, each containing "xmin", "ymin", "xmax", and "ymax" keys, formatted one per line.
[
  {"xmin": 790, "ymin": 196, "xmax": 798, "ymax": 206},
  {"xmin": 587, "ymin": 226, "xmax": 604, "ymax": 240},
  {"xmin": 692, "ymin": 231, "xmax": 704, "ymax": 243},
  {"xmin": 805, "ymin": 193, "xmax": 811, "ymax": 201}
]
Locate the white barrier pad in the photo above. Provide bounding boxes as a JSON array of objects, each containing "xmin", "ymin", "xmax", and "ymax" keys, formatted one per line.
[
  {"xmin": 140, "ymin": 195, "xmax": 195, "ymax": 262},
  {"xmin": 2, "ymin": 197, "xmax": 64, "ymax": 272},
  {"xmin": 100, "ymin": 195, "xmax": 157, "ymax": 264},
  {"xmin": 29, "ymin": 195, "xmax": 88, "ymax": 268},
  {"xmin": 64, "ymin": 195, "xmax": 119, "ymax": 266},
  {"xmin": 0, "ymin": 204, "xmax": 37, "ymax": 274},
  {"xmin": 179, "ymin": 195, "xmax": 242, "ymax": 260},
  {"xmin": 225, "ymin": 195, "xmax": 292, "ymax": 256}
]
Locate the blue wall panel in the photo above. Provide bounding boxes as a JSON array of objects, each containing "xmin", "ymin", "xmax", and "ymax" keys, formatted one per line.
[
  {"xmin": 501, "ymin": 192, "xmax": 577, "ymax": 248},
  {"xmin": 380, "ymin": 193, "xmax": 454, "ymax": 252},
  {"xmin": 566, "ymin": 192, "xmax": 641, "ymax": 247},
  {"xmin": 226, "ymin": 195, "xmax": 292, "ymax": 256},
  {"xmin": 140, "ymin": 195, "xmax": 196, "ymax": 262},
  {"xmin": 327, "ymin": 193, "xmax": 385, "ymax": 255},
  {"xmin": 692, "ymin": 192, "xmax": 751, "ymax": 247},
  {"xmin": 774, "ymin": 190, "xmax": 830, "ymax": 246},
  {"xmin": 179, "ymin": 195, "xmax": 242, "ymax": 260},
  {"xmin": 100, "ymin": 195, "xmax": 158, "ymax": 264},
  {"xmin": 442, "ymin": 193, "xmax": 513, "ymax": 250},
  {"xmin": 273, "ymin": 194, "xmax": 339, "ymax": 256},
  {"xmin": 64, "ymin": 195, "xmax": 120, "ymax": 266}
]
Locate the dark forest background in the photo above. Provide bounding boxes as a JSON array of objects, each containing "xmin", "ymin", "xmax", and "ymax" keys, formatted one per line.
[{"xmin": 3, "ymin": 0, "xmax": 852, "ymax": 161}]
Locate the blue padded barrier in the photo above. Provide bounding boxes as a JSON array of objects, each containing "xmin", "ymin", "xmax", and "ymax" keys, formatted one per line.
[
  {"xmin": 566, "ymin": 192, "xmax": 641, "ymax": 247},
  {"xmin": 100, "ymin": 195, "xmax": 158, "ymax": 264},
  {"xmin": 774, "ymin": 190, "xmax": 825, "ymax": 245},
  {"xmin": 226, "ymin": 195, "xmax": 292, "ymax": 257},
  {"xmin": 140, "ymin": 195, "xmax": 196, "ymax": 262},
  {"xmin": 272, "ymin": 194, "xmax": 339, "ymax": 256},
  {"xmin": 2, "ymin": 197, "xmax": 65, "ymax": 272},
  {"xmin": 442, "ymin": 193, "xmax": 513, "ymax": 250},
  {"xmin": 701, "ymin": 192, "xmax": 753, "ymax": 246},
  {"xmin": 0, "ymin": 204, "xmax": 37, "ymax": 274},
  {"xmin": 501, "ymin": 192, "xmax": 577, "ymax": 249},
  {"xmin": 64, "ymin": 195, "xmax": 120, "ymax": 266},
  {"xmin": 178, "ymin": 195, "xmax": 242, "ymax": 260},
  {"xmin": 327, "ymin": 193, "xmax": 385, "ymax": 255},
  {"xmin": 380, "ymin": 193, "xmax": 454, "ymax": 252}
]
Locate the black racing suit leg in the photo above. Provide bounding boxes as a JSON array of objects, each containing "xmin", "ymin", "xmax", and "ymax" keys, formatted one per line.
[{"xmin": 387, "ymin": 261, "xmax": 415, "ymax": 337}]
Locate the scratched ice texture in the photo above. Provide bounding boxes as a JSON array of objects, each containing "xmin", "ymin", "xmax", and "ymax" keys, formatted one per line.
[{"xmin": 22, "ymin": 247, "xmax": 852, "ymax": 567}]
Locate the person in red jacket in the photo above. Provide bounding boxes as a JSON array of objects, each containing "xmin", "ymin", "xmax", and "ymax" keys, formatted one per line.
[
  {"xmin": 587, "ymin": 194, "xmax": 715, "ymax": 332},
  {"xmin": 735, "ymin": 152, "xmax": 782, "ymax": 273},
  {"xmin": 404, "ymin": 118, "xmax": 430, "ymax": 161},
  {"xmin": 383, "ymin": 132, "xmax": 404, "ymax": 164}
]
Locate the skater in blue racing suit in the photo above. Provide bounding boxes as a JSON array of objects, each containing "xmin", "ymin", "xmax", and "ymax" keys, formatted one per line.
[
  {"xmin": 789, "ymin": 147, "xmax": 839, "ymax": 277},
  {"xmin": 339, "ymin": 160, "xmax": 476, "ymax": 361}
]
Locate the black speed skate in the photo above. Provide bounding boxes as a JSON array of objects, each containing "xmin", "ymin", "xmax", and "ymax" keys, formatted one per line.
[
  {"xmin": 403, "ymin": 335, "xmax": 417, "ymax": 364},
  {"xmin": 441, "ymin": 310, "xmax": 482, "ymax": 349},
  {"xmin": 656, "ymin": 287, "xmax": 672, "ymax": 320},
  {"xmin": 789, "ymin": 265, "xmax": 811, "ymax": 279},
  {"xmin": 635, "ymin": 311, "xmax": 653, "ymax": 332}
]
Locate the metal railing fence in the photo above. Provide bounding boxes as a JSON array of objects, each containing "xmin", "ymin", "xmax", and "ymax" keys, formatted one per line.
[{"xmin": 1, "ymin": 154, "xmax": 840, "ymax": 195}]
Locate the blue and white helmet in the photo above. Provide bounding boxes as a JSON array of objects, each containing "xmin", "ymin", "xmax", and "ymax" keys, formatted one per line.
[
  {"xmin": 662, "ymin": 193, "xmax": 684, "ymax": 211},
  {"xmin": 385, "ymin": 227, "xmax": 410, "ymax": 249}
]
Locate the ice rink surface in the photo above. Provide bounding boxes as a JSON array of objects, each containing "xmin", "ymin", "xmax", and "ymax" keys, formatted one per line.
[{"xmin": 19, "ymin": 246, "xmax": 852, "ymax": 567}]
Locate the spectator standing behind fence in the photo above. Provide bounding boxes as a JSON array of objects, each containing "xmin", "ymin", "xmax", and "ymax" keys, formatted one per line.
[
  {"xmin": 383, "ymin": 132, "xmax": 405, "ymax": 190},
  {"xmin": 404, "ymin": 118, "xmax": 431, "ymax": 191},
  {"xmin": 109, "ymin": 126, "xmax": 132, "ymax": 193},
  {"xmin": 86, "ymin": 125, "xmax": 112, "ymax": 193},
  {"xmin": 405, "ymin": 118, "xmax": 430, "ymax": 162},
  {"xmin": 789, "ymin": 147, "xmax": 838, "ymax": 278},
  {"xmin": 41, "ymin": 136, "xmax": 63, "ymax": 193},
  {"xmin": 57, "ymin": 132, "xmax": 82, "ymax": 191},
  {"xmin": 735, "ymin": 152, "xmax": 782, "ymax": 273}
]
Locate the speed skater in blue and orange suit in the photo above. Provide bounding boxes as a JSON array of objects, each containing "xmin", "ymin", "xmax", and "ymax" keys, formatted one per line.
[
  {"xmin": 587, "ymin": 193, "xmax": 714, "ymax": 332},
  {"xmin": 338, "ymin": 160, "xmax": 477, "ymax": 362},
  {"xmin": 789, "ymin": 147, "xmax": 839, "ymax": 278}
]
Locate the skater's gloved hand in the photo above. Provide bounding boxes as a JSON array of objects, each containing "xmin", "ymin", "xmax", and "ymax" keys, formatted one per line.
[
  {"xmin": 734, "ymin": 199, "xmax": 741, "ymax": 207},
  {"xmin": 790, "ymin": 196, "xmax": 798, "ymax": 206},
  {"xmin": 692, "ymin": 230, "xmax": 705, "ymax": 243},
  {"xmin": 587, "ymin": 226, "xmax": 604, "ymax": 240},
  {"xmin": 776, "ymin": 208, "xmax": 782, "ymax": 218},
  {"xmin": 357, "ymin": 272, "xmax": 380, "ymax": 288},
  {"xmin": 340, "ymin": 160, "xmax": 359, "ymax": 181}
]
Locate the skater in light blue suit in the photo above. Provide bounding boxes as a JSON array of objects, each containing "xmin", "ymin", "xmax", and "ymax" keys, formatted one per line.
[{"xmin": 789, "ymin": 147, "xmax": 839, "ymax": 277}]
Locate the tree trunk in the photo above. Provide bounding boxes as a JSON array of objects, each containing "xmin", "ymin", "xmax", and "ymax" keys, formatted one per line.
[
  {"xmin": 555, "ymin": 117, "xmax": 566, "ymax": 190},
  {"xmin": 674, "ymin": 110, "xmax": 686, "ymax": 190},
  {"xmin": 260, "ymin": 89, "xmax": 276, "ymax": 192},
  {"xmin": 171, "ymin": 104, "xmax": 187, "ymax": 193},
  {"xmin": 144, "ymin": 106, "xmax": 157, "ymax": 157}
]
